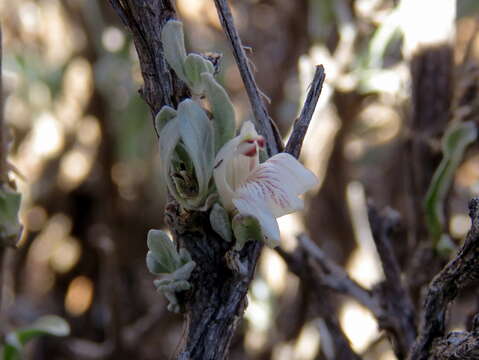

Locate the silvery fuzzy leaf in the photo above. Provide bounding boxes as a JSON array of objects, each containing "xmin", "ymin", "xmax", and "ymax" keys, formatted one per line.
[
  {"xmin": 154, "ymin": 279, "xmax": 172, "ymax": 288},
  {"xmin": 159, "ymin": 117, "xmax": 190, "ymax": 208},
  {"xmin": 167, "ymin": 301, "xmax": 181, "ymax": 314},
  {"xmin": 177, "ymin": 99, "xmax": 214, "ymax": 208},
  {"xmin": 155, "ymin": 106, "xmax": 177, "ymax": 134},
  {"xmin": 170, "ymin": 280, "xmax": 192, "ymax": 292},
  {"xmin": 147, "ymin": 229, "xmax": 181, "ymax": 274},
  {"xmin": 178, "ymin": 248, "xmax": 192, "ymax": 264},
  {"xmin": 161, "ymin": 20, "xmax": 188, "ymax": 83},
  {"xmin": 156, "ymin": 280, "xmax": 191, "ymax": 293},
  {"xmin": 183, "ymin": 54, "xmax": 214, "ymax": 94},
  {"xmin": 170, "ymin": 261, "xmax": 196, "ymax": 281},
  {"xmin": 163, "ymin": 291, "xmax": 181, "ymax": 313},
  {"xmin": 209, "ymin": 203, "xmax": 232, "ymax": 242},
  {"xmin": 146, "ymin": 251, "xmax": 170, "ymax": 274},
  {"xmin": 232, "ymin": 214, "xmax": 263, "ymax": 251},
  {"xmin": 0, "ymin": 185, "xmax": 22, "ymax": 247},
  {"xmin": 201, "ymin": 73, "xmax": 236, "ymax": 152}
]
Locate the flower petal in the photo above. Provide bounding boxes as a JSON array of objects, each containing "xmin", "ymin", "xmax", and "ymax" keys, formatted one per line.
[
  {"xmin": 213, "ymin": 135, "xmax": 241, "ymax": 211},
  {"xmin": 236, "ymin": 152, "xmax": 318, "ymax": 218},
  {"xmin": 266, "ymin": 153, "xmax": 319, "ymax": 196},
  {"xmin": 233, "ymin": 196, "xmax": 280, "ymax": 247}
]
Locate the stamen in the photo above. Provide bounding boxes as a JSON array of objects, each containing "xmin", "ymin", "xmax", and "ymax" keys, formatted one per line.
[{"xmin": 256, "ymin": 137, "xmax": 265, "ymax": 148}]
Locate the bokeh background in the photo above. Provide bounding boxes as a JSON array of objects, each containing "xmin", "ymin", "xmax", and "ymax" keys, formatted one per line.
[{"xmin": 1, "ymin": 0, "xmax": 479, "ymax": 359}]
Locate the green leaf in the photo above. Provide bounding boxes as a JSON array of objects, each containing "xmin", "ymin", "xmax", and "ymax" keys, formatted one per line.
[
  {"xmin": 147, "ymin": 229, "xmax": 181, "ymax": 274},
  {"xmin": 159, "ymin": 117, "xmax": 190, "ymax": 208},
  {"xmin": 232, "ymin": 214, "xmax": 263, "ymax": 251},
  {"xmin": 0, "ymin": 185, "xmax": 22, "ymax": 247},
  {"xmin": 202, "ymin": 73, "xmax": 236, "ymax": 152},
  {"xmin": 161, "ymin": 20, "xmax": 188, "ymax": 83},
  {"xmin": 155, "ymin": 106, "xmax": 177, "ymax": 134},
  {"xmin": 183, "ymin": 54, "xmax": 214, "ymax": 94},
  {"xmin": 3, "ymin": 316, "xmax": 70, "ymax": 360},
  {"xmin": 146, "ymin": 251, "xmax": 170, "ymax": 274},
  {"xmin": 425, "ymin": 121, "xmax": 477, "ymax": 246},
  {"xmin": 170, "ymin": 261, "xmax": 196, "ymax": 281},
  {"xmin": 177, "ymin": 99, "xmax": 214, "ymax": 207},
  {"xmin": 209, "ymin": 203, "xmax": 232, "ymax": 242}
]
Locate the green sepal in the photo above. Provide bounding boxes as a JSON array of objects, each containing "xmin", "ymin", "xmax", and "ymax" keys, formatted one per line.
[
  {"xmin": 209, "ymin": 203, "xmax": 232, "ymax": 242},
  {"xmin": 201, "ymin": 73, "xmax": 236, "ymax": 152},
  {"xmin": 232, "ymin": 213, "xmax": 263, "ymax": 251}
]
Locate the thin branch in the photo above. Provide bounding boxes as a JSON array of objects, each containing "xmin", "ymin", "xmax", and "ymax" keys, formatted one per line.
[
  {"xmin": 66, "ymin": 304, "xmax": 167, "ymax": 359},
  {"xmin": 430, "ymin": 328, "xmax": 479, "ymax": 360},
  {"xmin": 285, "ymin": 65, "xmax": 326, "ymax": 158},
  {"xmin": 409, "ymin": 197, "xmax": 479, "ymax": 360},
  {"xmin": 368, "ymin": 205, "xmax": 417, "ymax": 358},
  {"xmin": 94, "ymin": 235, "xmax": 124, "ymax": 355},
  {"xmin": 297, "ymin": 235, "xmax": 384, "ymax": 317},
  {"xmin": 0, "ymin": 23, "xmax": 6, "ymax": 337},
  {"xmin": 213, "ymin": 0, "xmax": 282, "ymax": 156},
  {"xmin": 276, "ymin": 246, "xmax": 362, "ymax": 360},
  {"xmin": 0, "ymin": 24, "xmax": 5, "ymax": 180}
]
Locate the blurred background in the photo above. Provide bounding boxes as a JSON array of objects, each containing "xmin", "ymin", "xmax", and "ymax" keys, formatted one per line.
[{"xmin": 1, "ymin": 0, "xmax": 479, "ymax": 359}]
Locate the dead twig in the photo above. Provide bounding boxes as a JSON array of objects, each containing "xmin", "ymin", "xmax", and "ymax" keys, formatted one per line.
[
  {"xmin": 276, "ymin": 246, "xmax": 362, "ymax": 360},
  {"xmin": 297, "ymin": 235, "xmax": 383, "ymax": 317},
  {"xmin": 368, "ymin": 205, "xmax": 417, "ymax": 359},
  {"xmin": 285, "ymin": 65, "xmax": 326, "ymax": 158},
  {"xmin": 409, "ymin": 198, "xmax": 479, "ymax": 360},
  {"xmin": 212, "ymin": 0, "xmax": 282, "ymax": 156}
]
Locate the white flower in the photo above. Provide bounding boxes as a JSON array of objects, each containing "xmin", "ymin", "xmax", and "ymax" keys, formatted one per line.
[{"xmin": 213, "ymin": 121, "xmax": 319, "ymax": 247}]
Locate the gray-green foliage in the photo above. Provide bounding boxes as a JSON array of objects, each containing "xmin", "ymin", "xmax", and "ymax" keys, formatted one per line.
[
  {"xmin": 161, "ymin": 21, "xmax": 215, "ymax": 95},
  {"xmin": 0, "ymin": 185, "xmax": 22, "ymax": 247},
  {"xmin": 209, "ymin": 203, "xmax": 232, "ymax": 242},
  {"xmin": 202, "ymin": 73, "xmax": 236, "ymax": 152},
  {"xmin": 425, "ymin": 121, "xmax": 477, "ymax": 251},
  {"xmin": 2, "ymin": 316, "xmax": 70, "ymax": 360},
  {"xmin": 158, "ymin": 20, "xmax": 236, "ymax": 211},
  {"xmin": 158, "ymin": 100, "xmax": 214, "ymax": 210},
  {"xmin": 232, "ymin": 214, "xmax": 263, "ymax": 251},
  {"xmin": 146, "ymin": 230, "xmax": 196, "ymax": 313}
]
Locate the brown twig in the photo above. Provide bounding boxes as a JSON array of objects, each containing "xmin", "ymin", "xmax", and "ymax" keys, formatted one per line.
[
  {"xmin": 297, "ymin": 235, "xmax": 383, "ymax": 316},
  {"xmin": 276, "ymin": 246, "xmax": 362, "ymax": 360},
  {"xmin": 107, "ymin": 0, "xmax": 186, "ymax": 122},
  {"xmin": 0, "ymin": 23, "xmax": 6, "ymax": 336},
  {"xmin": 212, "ymin": 0, "xmax": 282, "ymax": 156},
  {"xmin": 409, "ymin": 198, "xmax": 479, "ymax": 360},
  {"xmin": 430, "ymin": 326, "xmax": 479, "ymax": 360},
  {"xmin": 66, "ymin": 304, "xmax": 167, "ymax": 359},
  {"xmin": 0, "ymin": 24, "xmax": 5, "ymax": 181},
  {"xmin": 109, "ymin": 2, "xmax": 325, "ymax": 358},
  {"xmin": 368, "ymin": 205, "xmax": 417, "ymax": 359},
  {"xmin": 285, "ymin": 65, "xmax": 326, "ymax": 158}
]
